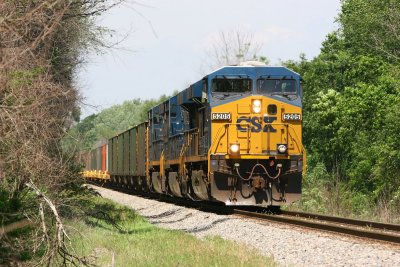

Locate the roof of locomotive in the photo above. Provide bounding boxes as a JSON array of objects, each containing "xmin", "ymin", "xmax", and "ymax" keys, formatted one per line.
[
  {"xmin": 149, "ymin": 65, "xmax": 301, "ymax": 114},
  {"xmin": 206, "ymin": 65, "xmax": 301, "ymax": 80}
]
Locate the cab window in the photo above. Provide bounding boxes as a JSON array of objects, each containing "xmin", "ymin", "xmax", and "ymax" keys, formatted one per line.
[
  {"xmin": 212, "ymin": 78, "xmax": 252, "ymax": 94},
  {"xmin": 257, "ymin": 79, "xmax": 297, "ymax": 95}
]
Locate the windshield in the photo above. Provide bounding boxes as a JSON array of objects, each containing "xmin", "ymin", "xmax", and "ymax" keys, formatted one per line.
[
  {"xmin": 212, "ymin": 78, "xmax": 252, "ymax": 94},
  {"xmin": 257, "ymin": 79, "xmax": 297, "ymax": 95}
]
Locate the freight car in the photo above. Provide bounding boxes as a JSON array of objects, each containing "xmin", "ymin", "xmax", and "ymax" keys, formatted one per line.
[{"xmin": 83, "ymin": 63, "xmax": 306, "ymax": 206}]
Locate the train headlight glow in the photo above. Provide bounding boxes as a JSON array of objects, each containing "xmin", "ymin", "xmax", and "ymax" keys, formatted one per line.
[
  {"xmin": 229, "ymin": 143, "xmax": 240, "ymax": 154},
  {"xmin": 252, "ymin": 99, "xmax": 262, "ymax": 113},
  {"xmin": 277, "ymin": 144, "xmax": 288, "ymax": 154}
]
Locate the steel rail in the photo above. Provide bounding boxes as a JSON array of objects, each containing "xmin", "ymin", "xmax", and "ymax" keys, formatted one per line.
[
  {"xmin": 233, "ymin": 209, "xmax": 400, "ymax": 244},
  {"xmin": 280, "ymin": 210, "xmax": 400, "ymax": 232}
]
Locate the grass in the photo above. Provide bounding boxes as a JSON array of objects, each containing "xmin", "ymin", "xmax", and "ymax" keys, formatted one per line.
[{"xmin": 67, "ymin": 197, "xmax": 277, "ymax": 267}]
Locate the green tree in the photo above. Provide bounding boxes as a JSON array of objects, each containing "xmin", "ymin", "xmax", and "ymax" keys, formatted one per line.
[
  {"xmin": 65, "ymin": 94, "xmax": 171, "ymax": 151},
  {"xmin": 339, "ymin": 0, "xmax": 400, "ymax": 63},
  {"xmin": 284, "ymin": 0, "xmax": 400, "ymax": 218}
]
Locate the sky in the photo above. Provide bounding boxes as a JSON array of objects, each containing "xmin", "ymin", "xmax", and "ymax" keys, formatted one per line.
[{"xmin": 78, "ymin": 0, "xmax": 341, "ymax": 118}]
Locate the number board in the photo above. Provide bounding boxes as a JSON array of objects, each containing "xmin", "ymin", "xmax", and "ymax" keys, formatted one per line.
[
  {"xmin": 282, "ymin": 113, "xmax": 302, "ymax": 121},
  {"xmin": 211, "ymin": 112, "xmax": 231, "ymax": 121}
]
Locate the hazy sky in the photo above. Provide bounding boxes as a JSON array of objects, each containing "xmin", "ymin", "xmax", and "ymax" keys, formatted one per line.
[{"xmin": 78, "ymin": 0, "xmax": 341, "ymax": 118}]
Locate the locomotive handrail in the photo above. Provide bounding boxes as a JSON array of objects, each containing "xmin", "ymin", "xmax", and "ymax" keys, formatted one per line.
[
  {"xmin": 208, "ymin": 122, "xmax": 250, "ymax": 177},
  {"xmin": 169, "ymin": 132, "xmax": 184, "ymax": 138},
  {"xmin": 285, "ymin": 124, "xmax": 307, "ymax": 176},
  {"xmin": 178, "ymin": 129, "xmax": 199, "ymax": 176},
  {"xmin": 209, "ymin": 122, "xmax": 303, "ymax": 154}
]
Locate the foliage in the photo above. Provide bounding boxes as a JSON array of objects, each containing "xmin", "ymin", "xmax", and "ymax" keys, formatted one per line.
[
  {"xmin": 285, "ymin": 0, "xmax": 400, "ymax": 219},
  {"xmin": 339, "ymin": 0, "xmax": 400, "ymax": 63},
  {"xmin": 0, "ymin": 0, "xmax": 125, "ymax": 265},
  {"xmin": 64, "ymin": 94, "xmax": 170, "ymax": 152}
]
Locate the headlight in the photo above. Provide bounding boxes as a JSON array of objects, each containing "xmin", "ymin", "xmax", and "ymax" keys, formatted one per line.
[
  {"xmin": 277, "ymin": 144, "xmax": 287, "ymax": 154},
  {"xmin": 252, "ymin": 99, "xmax": 262, "ymax": 113},
  {"xmin": 229, "ymin": 143, "xmax": 240, "ymax": 154}
]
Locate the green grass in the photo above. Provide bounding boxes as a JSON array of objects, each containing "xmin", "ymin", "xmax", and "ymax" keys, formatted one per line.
[{"xmin": 68, "ymin": 197, "xmax": 277, "ymax": 267}]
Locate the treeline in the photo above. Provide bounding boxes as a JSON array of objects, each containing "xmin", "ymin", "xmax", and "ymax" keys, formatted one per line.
[
  {"xmin": 285, "ymin": 0, "xmax": 400, "ymax": 219},
  {"xmin": 64, "ymin": 95, "xmax": 171, "ymax": 152}
]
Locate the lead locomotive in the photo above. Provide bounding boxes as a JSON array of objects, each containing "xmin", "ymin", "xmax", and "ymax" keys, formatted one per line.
[{"xmin": 83, "ymin": 63, "xmax": 306, "ymax": 206}]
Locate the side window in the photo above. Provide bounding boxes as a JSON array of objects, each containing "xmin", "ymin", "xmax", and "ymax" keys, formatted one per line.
[
  {"xmin": 202, "ymin": 80, "xmax": 208, "ymax": 101},
  {"xmin": 170, "ymin": 105, "xmax": 177, "ymax": 118}
]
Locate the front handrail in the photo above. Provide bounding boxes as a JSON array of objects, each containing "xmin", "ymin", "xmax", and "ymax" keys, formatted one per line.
[{"xmin": 208, "ymin": 123, "xmax": 249, "ymax": 178}]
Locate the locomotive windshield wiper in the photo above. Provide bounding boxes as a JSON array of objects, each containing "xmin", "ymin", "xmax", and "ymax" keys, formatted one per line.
[
  {"xmin": 213, "ymin": 93, "xmax": 231, "ymax": 100},
  {"xmin": 270, "ymin": 92, "xmax": 296, "ymax": 100},
  {"xmin": 222, "ymin": 75, "xmax": 233, "ymax": 91}
]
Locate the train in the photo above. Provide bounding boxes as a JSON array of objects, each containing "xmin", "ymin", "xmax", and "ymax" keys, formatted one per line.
[{"xmin": 82, "ymin": 63, "xmax": 306, "ymax": 206}]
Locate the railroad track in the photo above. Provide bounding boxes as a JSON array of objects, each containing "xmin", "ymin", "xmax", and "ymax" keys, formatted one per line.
[
  {"xmin": 233, "ymin": 209, "xmax": 400, "ymax": 245},
  {"xmin": 89, "ymin": 182, "xmax": 400, "ymax": 245}
]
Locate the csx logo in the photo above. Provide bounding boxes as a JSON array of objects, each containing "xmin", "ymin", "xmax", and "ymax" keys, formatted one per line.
[{"xmin": 236, "ymin": 116, "xmax": 277, "ymax": 132}]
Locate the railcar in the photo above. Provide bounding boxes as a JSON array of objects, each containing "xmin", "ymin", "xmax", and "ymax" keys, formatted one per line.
[{"xmin": 83, "ymin": 63, "xmax": 306, "ymax": 206}]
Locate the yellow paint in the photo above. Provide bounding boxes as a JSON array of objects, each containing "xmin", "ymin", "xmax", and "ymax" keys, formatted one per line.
[
  {"xmin": 160, "ymin": 151, "xmax": 165, "ymax": 176},
  {"xmin": 208, "ymin": 95, "xmax": 306, "ymax": 175},
  {"xmin": 82, "ymin": 170, "xmax": 110, "ymax": 180}
]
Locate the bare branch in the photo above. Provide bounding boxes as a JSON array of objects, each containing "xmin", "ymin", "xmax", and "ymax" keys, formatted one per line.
[
  {"xmin": 0, "ymin": 0, "xmax": 126, "ymax": 264},
  {"xmin": 205, "ymin": 28, "xmax": 265, "ymax": 70}
]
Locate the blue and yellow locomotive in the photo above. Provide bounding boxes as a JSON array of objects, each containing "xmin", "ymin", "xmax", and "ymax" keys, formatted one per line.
[{"xmin": 83, "ymin": 63, "xmax": 306, "ymax": 206}]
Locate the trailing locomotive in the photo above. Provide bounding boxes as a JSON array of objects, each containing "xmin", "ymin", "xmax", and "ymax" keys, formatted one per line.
[{"xmin": 83, "ymin": 64, "xmax": 306, "ymax": 206}]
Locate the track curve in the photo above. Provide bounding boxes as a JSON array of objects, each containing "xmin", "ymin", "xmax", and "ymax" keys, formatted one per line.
[{"xmin": 89, "ymin": 182, "xmax": 400, "ymax": 245}]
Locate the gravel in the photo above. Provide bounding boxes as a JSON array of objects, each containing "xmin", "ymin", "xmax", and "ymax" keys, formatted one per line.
[{"xmin": 92, "ymin": 186, "xmax": 400, "ymax": 267}]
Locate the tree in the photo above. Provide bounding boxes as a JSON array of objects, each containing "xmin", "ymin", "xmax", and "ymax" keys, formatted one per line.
[
  {"xmin": 283, "ymin": 0, "xmax": 400, "ymax": 217},
  {"xmin": 339, "ymin": 0, "xmax": 400, "ymax": 63},
  {"xmin": 0, "ymin": 0, "xmax": 126, "ymax": 265},
  {"xmin": 64, "ymin": 95, "xmax": 171, "ymax": 152},
  {"xmin": 205, "ymin": 28, "xmax": 268, "ymax": 70}
]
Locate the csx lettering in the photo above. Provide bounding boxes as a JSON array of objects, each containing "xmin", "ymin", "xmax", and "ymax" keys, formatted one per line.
[
  {"xmin": 263, "ymin": 116, "xmax": 277, "ymax": 132},
  {"xmin": 236, "ymin": 116, "xmax": 277, "ymax": 132}
]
